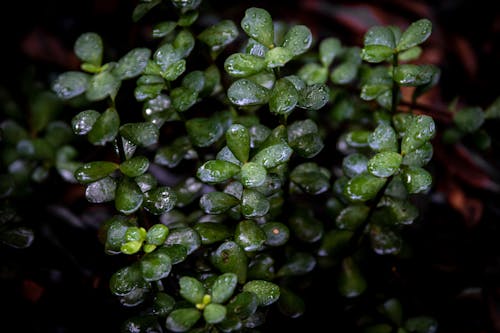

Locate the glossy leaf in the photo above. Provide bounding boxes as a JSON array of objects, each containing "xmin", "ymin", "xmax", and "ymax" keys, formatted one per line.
[
  {"xmin": 52, "ymin": 71, "xmax": 90, "ymax": 100},
  {"xmin": 146, "ymin": 224, "xmax": 169, "ymax": 246},
  {"xmin": 193, "ymin": 222, "xmax": 231, "ymax": 245},
  {"xmin": 363, "ymin": 26, "xmax": 396, "ymax": 48},
  {"xmin": 85, "ymin": 177, "xmax": 116, "ymax": 203},
  {"xmin": 298, "ymin": 83, "xmax": 329, "ymax": 110},
  {"xmin": 370, "ymin": 224, "xmax": 402, "ymax": 255},
  {"xmin": 180, "ymin": 276, "xmax": 205, "ymax": 304},
  {"xmin": 250, "ymin": 143, "xmax": 293, "ymax": 169},
  {"xmin": 404, "ymin": 316, "xmax": 438, "ymax": 333},
  {"xmin": 155, "ymin": 136, "xmax": 193, "ymax": 168},
  {"xmin": 269, "ymin": 78, "xmax": 299, "ymax": 116},
  {"xmin": 120, "ymin": 156, "xmax": 149, "ymax": 177},
  {"xmin": 242, "ymin": 280, "xmax": 280, "ymax": 306},
  {"xmin": 344, "ymin": 173, "xmax": 387, "ymax": 202},
  {"xmin": 393, "ymin": 64, "xmax": 437, "ymax": 86},
  {"xmin": 88, "ymin": 107, "xmax": 120, "ymax": 146},
  {"xmin": 226, "ymin": 291, "xmax": 258, "ymax": 319},
  {"xmin": 331, "ymin": 61, "xmax": 358, "ymax": 84},
  {"xmin": 144, "ymin": 186, "xmax": 177, "ymax": 215},
  {"xmin": 397, "ymin": 19, "xmax": 432, "ymax": 52},
  {"xmin": 86, "ymin": 71, "xmax": 121, "ymax": 101},
  {"xmin": 224, "ymin": 53, "xmax": 266, "ymax": 78},
  {"xmin": 241, "ymin": 189, "xmax": 270, "ymax": 218},
  {"xmin": 298, "ymin": 63, "xmax": 328, "ymax": 85},
  {"xmin": 402, "ymin": 141, "xmax": 433, "ymax": 167},
  {"xmin": 361, "ymin": 45, "xmax": 394, "ymax": 63},
  {"xmin": 367, "ymin": 151, "xmax": 402, "ymax": 178},
  {"xmin": 368, "ymin": 123, "xmax": 398, "ymax": 152},
  {"xmin": 115, "ymin": 178, "xmax": 144, "ymax": 214},
  {"xmin": 165, "ymin": 227, "xmax": 201, "ymax": 255},
  {"xmin": 211, "ymin": 241, "xmax": 248, "ymax": 284},
  {"xmin": 74, "ymin": 32, "xmax": 103, "ymax": 66},
  {"xmin": 235, "ymin": 220, "xmax": 267, "ymax": 252},
  {"xmin": 227, "ymin": 79, "xmax": 270, "ymax": 106},
  {"xmin": 154, "ymin": 43, "xmax": 181, "ymax": 72},
  {"xmin": 113, "ymin": 48, "xmax": 151, "ymax": 80},
  {"xmin": 226, "ymin": 124, "xmax": 250, "ymax": 163},
  {"xmin": 120, "ymin": 122, "xmax": 159, "ymax": 147},
  {"xmin": 240, "ymin": 162, "xmax": 267, "ymax": 188},
  {"xmin": 290, "ymin": 162, "xmax": 330, "ymax": 195},
  {"xmin": 165, "ymin": 308, "xmax": 201, "ymax": 333},
  {"xmin": 152, "ymin": 21, "xmax": 177, "ymax": 38},
  {"xmin": 75, "ymin": 161, "xmax": 118, "ymax": 184},
  {"xmin": 109, "ymin": 265, "xmax": 145, "ymax": 296},
  {"xmin": 277, "ymin": 252, "xmax": 316, "ymax": 277},
  {"xmin": 199, "ymin": 191, "xmax": 240, "ymax": 214},
  {"xmin": 241, "ymin": 7, "xmax": 274, "ymax": 47},
  {"xmin": 342, "ymin": 153, "xmax": 368, "ymax": 178},
  {"xmin": 198, "ymin": 20, "xmax": 239, "ymax": 52},
  {"xmin": 260, "ymin": 222, "xmax": 289, "ymax": 247},
  {"xmin": 204, "ymin": 303, "xmax": 227, "ymax": 324},
  {"xmin": 211, "ymin": 273, "xmax": 238, "ymax": 304},
  {"xmin": 197, "ymin": 160, "xmax": 241, "ymax": 184},
  {"xmin": 186, "ymin": 117, "xmax": 224, "ymax": 147},
  {"xmin": 401, "ymin": 115, "xmax": 435, "ymax": 155},
  {"xmin": 338, "ymin": 257, "xmax": 366, "ymax": 297},
  {"xmin": 287, "ymin": 119, "xmax": 324, "ymax": 158},
  {"xmin": 336, "ymin": 204, "xmax": 369, "ymax": 231},
  {"xmin": 454, "ymin": 107, "xmax": 484, "ymax": 133},
  {"xmin": 71, "ymin": 110, "xmax": 100, "ymax": 135},
  {"xmin": 140, "ymin": 250, "xmax": 172, "ymax": 281},
  {"xmin": 289, "ymin": 210, "xmax": 324, "ymax": 243},
  {"xmin": 282, "ymin": 25, "xmax": 312, "ymax": 56},
  {"xmin": 320, "ymin": 37, "xmax": 342, "ymax": 67},
  {"xmin": 401, "ymin": 166, "xmax": 432, "ymax": 194}
]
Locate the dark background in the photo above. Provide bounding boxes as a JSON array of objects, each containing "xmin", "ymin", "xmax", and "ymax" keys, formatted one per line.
[{"xmin": 1, "ymin": 0, "xmax": 500, "ymax": 332}]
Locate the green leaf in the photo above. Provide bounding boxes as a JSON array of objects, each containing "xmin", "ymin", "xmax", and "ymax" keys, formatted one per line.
[
  {"xmin": 113, "ymin": 48, "xmax": 151, "ymax": 80},
  {"xmin": 211, "ymin": 241, "xmax": 248, "ymax": 284},
  {"xmin": 361, "ymin": 45, "xmax": 394, "ymax": 63},
  {"xmin": 346, "ymin": 130, "xmax": 372, "ymax": 148},
  {"xmin": 71, "ymin": 110, "xmax": 100, "ymax": 135},
  {"xmin": 226, "ymin": 124, "xmax": 250, "ymax": 163},
  {"xmin": 181, "ymin": 70, "xmax": 204, "ymax": 93},
  {"xmin": 227, "ymin": 79, "xmax": 270, "ymax": 106},
  {"xmin": 193, "ymin": 222, "xmax": 231, "ymax": 245},
  {"xmin": 401, "ymin": 115, "xmax": 435, "ymax": 155},
  {"xmin": 144, "ymin": 186, "xmax": 177, "ymax": 215},
  {"xmin": 379, "ymin": 298, "xmax": 403, "ymax": 326},
  {"xmin": 367, "ymin": 151, "xmax": 402, "ymax": 178},
  {"xmin": 331, "ymin": 61, "xmax": 358, "ymax": 84},
  {"xmin": 363, "ymin": 26, "xmax": 396, "ymax": 48},
  {"xmin": 485, "ymin": 97, "xmax": 500, "ymax": 119},
  {"xmin": 250, "ymin": 143, "xmax": 293, "ymax": 169},
  {"xmin": 368, "ymin": 123, "xmax": 398, "ymax": 152},
  {"xmin": 401, "ymin": 166, "xmax": 432, "ymax": 194},
  {"xmin": 226, "ymin": 291, "xmax": 258, "ymax": 319},
  {"xmin": 197, "ymin": 160, "xmax": 240, "ymax": 184},
  {"xmin": 211, "ymin": 273, "xmax": 238, "ymax": 304},
  {"xmin": 140, "ymin": 250, "xmax": 172, "ymax": 281},
  {"xmin": 259, "ymin": 222, "xmax": 288, "ymax": 247},
  {"xmin": 277, "ymin": 252, "xmax": 315, "ymax": 278},
  {"xmin": 235, "ymin": 220, "xmax": 267, "ymax": 252},
  {"xmin": 0, "ymin": 227, "xmax": 34, "ymax": 249},
  {"xmin": 146, "ymin": 224, "xmax": 169, "ymax": 245},
  {"xmin": 282, "ymin": 25, "xmax": 312, "ymax": 56},
  {"xmin": 241, "ymin": 189, "xmax": 270, "ymax": 218},
  {"xmin": 74, "ymin": 32, "xmax": 103, "ymax": 66},
  {"xmin": 199, "ymin": 191, "xmax": 240, "ymax": 214},
  {"xmin": 287, "ymin": 119, "xmax": 324, "ymax": 158},
  {"xmin": 109, "ymin": 265, "xmax": 145, "ymax": 296},
  {"xmin": 338, "ymin": 257, "xmax": 366, "ymax": 297},
  {"xmin": 298, "ymin": 63, "xmax": 328, "ymax": 85},
  {"xmin": 115, "ymin": 178, "xmax": 144, "ymax": 214},
  {"xmin": 336, "ymin": 204, "xmax": 369, "ymax": 231},
  {"xmin": 132, "ymin": 0, "xmax": 161, "ymax": 22},
  {"xmin": 370, "ymin": 224, "xmax": 402, "ymax": 255},
  {"xmin": 398, "ymin": 46, "xmax": 422, "ymax": 61},
  {"xmin": 277, "ymin": 288, "xmax": 305, "ymax": 318},
  {"xmin": 217, "ymin": 146, "xmax": 242, "ymax": 167},
  {"xmin": 120, "ymin": 122, "xmax": 159, "ymax": 147},
  {"xmin": 241, "ymin": 8, "xmax": 274, "ymax": 47},
  {"xmin": 154, "ymin": 43, "xmax": 181, "ymax": 72},
  {"xmin": 289, "ymin": 209, "xmax": 324, "ymax": 243},
  {"xmin": 134, "ymin": 83, "xmax": 163, "ymax": 101},
  {"xmin": 402, "ymin": 141, "xmax": 433, "ymax": 167},
  {"xmin": 198, "ymin": 20, "xmax": 239, "ymax": 52},
  {"xmin": 52, "ymin": 71, "xmax": 90, "ymax": 100},
  {"xmin": 152, "ymin": 21, "xmax": 177, "ymax": 38},
  {"xmin": 75, "ymin": 161, "xmax": 118, "ymax": 184},
  {"xmin": 120, "ymin": 156, "xmax": 149, "ymax": 177},
  {"xmin": 85, "ymin": 177, "xmax": 116, "ymax": 203},
  {"xmin": 269, "ymin": 78, "xmax": 299, "ymax": 116},
  {"xmin": 224, "ymin": 53, "xmax": 266, "ymax": 78},
  {"xmin": 318, "ymin": 229, "xmax": 352, "ymax": 258},
  {"xmin": 240, "ymin": 162, "xmax": 267, "ymax": 188},
  {"xmin": 135, "ymin": 173, "xmax": 158, "ymax": 193},
  {"xmin": 344, "ymin": 173, "xmax": 387, "ymax": 202},
  {"xmin": 186, "ymin": 117, "xmax": 224, "ymax": 148},
  {"xmin": 204, "ymin": 303, "xmax": 227, "ymax": 324},
  {"xmin": 165, "ymin": 308, "xmax": 201, "ymax": 333},
  {"xmin": 171, "ymin": 86, "xmax": 198, "ymax": 112},
  {"xmin": 86, "ymin": 70, "xmax": 121, "ymax": 101},
  {"xmin": 404, "ymin": 316, "xmax": 438, "ymax": 333},
  {"xmin": 319, "ymin": 37, "xmax": 342, "ymax": 68},
  {"xmin": 290, "ymin": 162, "xmax": 330, "ymax": 195},
  {"xmin": 393, "ymin": 64, "xmax": 437, "ymax": 86},
  {"xmin": 178, "ymin": 11, "xmax": 198, "ymax": 27},
  {"xmin": 454, "ymin": 107, "xmax": 485, "ymax": 133},
  {"xmin": 162, "ymin": 59, "xmax": 186, "ymax": 81},
  {"xmin": 342, "ymin": 153, "xmax": 368, "ymax": 178},
  {"xmin": 242, "ymin": 280, "xmax": 280, "ymax": 306},
  {"xmin": 298, "ymin": 83, "xmax": 330, "ymax": 110},
  {"xmin": 180, "ymin": 276, "xmax": 205, "ymax": 304},
  {"xmin": 396, "ymin": 19, "xmax": 432, "ymax": 52}
]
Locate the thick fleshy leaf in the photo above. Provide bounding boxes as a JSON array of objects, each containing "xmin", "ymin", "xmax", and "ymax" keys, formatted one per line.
[
  {"xmin": 402, "ymin": 141, "xmax": 433, "ymax": 167},
  {"xmin": 367, "ymin": 151, "xmax": 402, "ymax": 178},
  {"xmin": 396, "ymin": 19, "xmax": 432, "ymax": 52},
  {"xmin": 241, "ymin": 7, "xmax": 274, "ymax": 47},
  {"xmin": 454, "ymin": 107, "xmax": 484, "ymax": 133},
  {"xmin": 120, "ymin": 156, "xmax": 149, "ymax": 177},
  {"xmin": 240, "ymin": 162, "xmax": 267, "ymax": 188},
  {"xmin": 260, "ymin": 222, "xmax": 289, "ymax": 247},
  {"xmin": 140, "ymin": 250, "xmax": 172, "ymax": 281},
  {"xmin": 298, "ymin": 83, "xmax": 329, "ymax": 110},
  {"xmin": 364, "ymin": 26, "xmax": 396, "ymax": 48},
  {"xmin": 146, "ymin": 224, "xmax": 169, "ymax": 246},
  {"xmin": 85, "ymin": 177, "xmax": 116, "ymax": 203},
  {"xmin": 86, "ymin": 71, "xmax": 121, "ymax": 101},
  {"xmin": 109, "ymin": 264, "xmax": 146, "ymax": 297},
  {"xmin": 289, "ymin": 210, "xmax": 324, "ymax": 243},
  {"xmin": 154, "ymin": 43, "xmax": 181, "ymax": 72},
  {"xmin": 71, "ymin": 110, "xmax": 100, "ymax": 135},
  {"xmin": 250, "ymin": 143, "xmax": 292, "ymax": 169},
  {"xmin": 224, "ymin": 53, "xmax": 266, "ymax": 78},
  {"xmin": 0, "ymin": 227, "xmax": 34, "ymax": 249},
  {"xmin": 193, "ymin": 222, "xmax": 231, "ymax": 245},
  {"xmin": 152, "ymin": 21, "xmax": 177, "ymax": 38},
  {"xmin": 120, "ymin": 122, "xmax": 159, "ymax": 147},
  {"xmin": 199, "ymin": 191, "xmax": 240, "ymax": 214},
  {"xmin": 144, "ymin": 186, "xmax": 177, "ymax": 215},
  {"xmin": 277, "ymin": 288, "xmax": 305, "ymax": 318},
  {"xmin": 368, "ymin": 123, "xmax": 398, "ymax": 152},
  {"xmin": 344, "ymin": 173, "xmax": 387, "ymax": 202},
  {"xmin": 336, "ymin": 204, "xmax": 369, "ymax": 231},
  {"xmin": 132, "ymin": 0, "xmax": 161, "ymax": 22},
  {"xmin": 298, "ymin": 63, "xmax": 328, "ymax": 85},
  {"xmin": 235, "ymin": 220, "xmax": 267, "ymax": 252},
  {"xmin": 115, "ymin": 178, "xmax": 144, "ymax": 214},
  {"xmin": 173, "ymin": 30, "xmax": 195, "ymax": 59},
  {"xmin": 320, "ymin": 37, "xmax": 342, "ymax": 68},
  {"xmin": 204, "ymin": 303, "xmax": 227, "ymax": 324},
  {"xmin": 342, "ymin": 153, "xmax": 368, "ymax": 178},
  {"xmin": 135, "ymin": 173, "xmax": 157, "ymax": 193},
  {"xmin": 338, "ymin": 257, "xmax": 366, "ymax": 298},
  {"xmin": 318, "ymin": 229, "xmax": 353, "ymax": 259},
  {"xmin": 400, "ymin": 115, "xmax": 435, "ymax": 155},
  {"xmin": 242, "ymin": 280, "xmax": 280, "ymax": 306},
  {"xmin": 277, "ymin": 252, "xmax": 316, "ymax": 277},
  {"xmin": 113, "ymin": 48, "xmax": 151, "ymax": 80},
  {"xmin": 361, "ymin": 45, "xmax": 394, "ymax": 63},
  {"xmin": 211, "ymin": 273, "xmax": 238, "ymax": 304},
  {"xmin": 155, "ymin": 136, "xmax": 193, "ymax": 168},
  {"xmin": 75, "ymin": 161, "xmax": 118, "ymax": 184},
  {"xmin": 186, "ymin": 117, "xmax": 224, "ymax": 147},
  {"xmin": 331, "ymin": 61, "xmax": 358, "ymax": 84},
  {"xmin": 197, "ymin": 160, "xmax": 240, "ymax": 184},
  {"xmin": 134, "ymin": 83, "xmax": 163, "ymax": 101},
  {"xmin": 290, "ymin": 162, "xmax": 330, "ymax": 195},
  {"xmin": 404, "ymin": 316, "xmax": 438, "ymax": 333},
  {"xmin": 287, "ymin": 119, "xmax": 324, "ymax": 158},
  {"xmin": 157, "ymin": 244, "xmax": 188, "ymax": 264},
  {"xmin": 265, "ymin": 46, "xmax": 294, "ymax": 68},
  {"xmin": 241, "ymin": 189, "xmax": 270, "ymax": 218},
  {"xmin": 179, "ymin": 276, "xmax": 205, "ymax": 304},
  {"xmin": 198, "ymin": 20, "xmax": 239, "ymax": 52},
  {"xmin": 226, "ymin": 291, "xmax": 258, "ymax": 319},
  {"xmin": 282, "ymin": 25, "xmax": 312, "ymax": 56},
  {"xmin": 393, "ymin": 64, "xmax": 437, "ymax": 86},
  {"xmin": 401, "ymin": 166, "xmax": 432, "ymax": 194},
  {"xmin": 370, "ymin": 224, "xmax": 402, "ymax": 255},
  {"xmin": 52, "ymin": 71, "xmax": 90, "ymax": 100},
  {"xmin": 227, "ymin": 79, "xmax": 270, "ymax": 106},
  {"xmin": 226, "ymin": 124, "xmax": 250, "ymax": 163},
  {"xmin": 88, "ymin": 107, "xmax": 120, "ymax": 146},
  {"xmin": 74, "ymin": 32, "xmax": 103, "ymax": 66},
  {"xmin": 399, "ymin": 46, "xmax": 422, "ymax": 61},
  {"xmin": 164, "ymin": 227, "xmax": 201, "ymax": 255},
  {"xmin": 165, "ymin": 308, "xmax": 201, "ymax": 333},
  {"xmin": 211, "ymin": 241, "xmax": 248, "ymax": 284},
  {"xmin": 379, "ymin": 298, "xmax": 403, "ymax": 326},
  {"xmin": 269, "ymin": 78, "xmax": 298, "ymax": 116}
]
